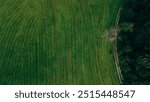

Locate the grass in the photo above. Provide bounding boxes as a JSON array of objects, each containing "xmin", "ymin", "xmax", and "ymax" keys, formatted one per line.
[{"xmin": 0, "ymin": 0, "xmax": 121, "ymax": 85}]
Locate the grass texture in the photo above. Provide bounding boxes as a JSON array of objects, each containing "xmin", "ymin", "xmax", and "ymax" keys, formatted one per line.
[{"xmin": 0, "ymin": 0, "xmax": 121, "ymax": 84}]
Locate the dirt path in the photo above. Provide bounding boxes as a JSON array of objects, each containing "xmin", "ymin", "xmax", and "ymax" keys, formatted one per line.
[{"xmin": 113, "ymin": 7, "xmax": 123, "ymax": 84}]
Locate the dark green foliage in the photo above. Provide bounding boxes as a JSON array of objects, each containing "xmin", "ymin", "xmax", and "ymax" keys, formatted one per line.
[{"xmin": 118, "ymin": 0, "xmax": 150, "ymax": 84}]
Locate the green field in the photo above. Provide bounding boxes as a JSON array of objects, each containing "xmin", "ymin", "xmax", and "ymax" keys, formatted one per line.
[{"xmin": 0, "ymin": 0, "xmax": 121, "ymax": 84}]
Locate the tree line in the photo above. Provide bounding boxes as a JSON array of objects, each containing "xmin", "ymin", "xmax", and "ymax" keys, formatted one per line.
[{"xmin": 118, "ymin": 0, "xmax": 150, "ymax": 84}]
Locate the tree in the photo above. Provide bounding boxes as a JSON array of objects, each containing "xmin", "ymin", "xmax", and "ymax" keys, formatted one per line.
[
  {"xmin": 120, "ymin": 22, "xmax": 134, "ymax": 32},
  {"xmin": 118, "ymin": 0, "xmax": 150, "ymax": 84}
]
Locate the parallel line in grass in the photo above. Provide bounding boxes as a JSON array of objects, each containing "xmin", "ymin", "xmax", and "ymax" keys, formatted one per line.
[
  {"xmin": 105, "ymin": 46, "xmax": 115, "ymax": 84},
  {"xmin": 58, "ymin": 1, "xmax": 66, "ymax": 84},
  {"xmin": 49, "ymin": 0, "xmax": 56, "ymax": 84},
  {"xmin": 25, "ymin": 1, "xmax": 40, "ymax": 84},
  {"xmin": 67, "ymin": 15, "xmax": 73, "ymax": 83},
  {"xmin": 85, "ymin": 14, "xmax": 94, "ymax": 83},
  {"xmin": 57, "ymin": 1, "xmax": 63, "ymax": 84},
  {"xmin": 1, "ymin": 0, "xmax": 37, "ymax": 83},
  {"xmin": 44, "ymin": 0, "xmax": 51, "ymax": 84},
  {"xmin": 101, "ymin": 41, "xmax": 112, "ymax": 84},
  {"xmin": 1, "ymin": 0, "xmax": 23, "ymax": 12},
  {"xmin": 75, "ymin": 1, "xmax": 84, "ymax": 84},
  {"xmin": 106, "ymin": 51, "xmax": 116, "ymax": 84},
  {"xmin": 100, "ymin": 3, "xmax": 113, "ymax": 84},
  {"xmin": 0, "ymin": 16, "xmax": 16, "ymax": 81},
  {"xmin": 72, "ymin": 17, "xmax": 76, "ymax": 84},
  {"xmin": 104, "ymin": 47, "xmax": 116, "ymax": 84},
  {"xmin": 23, "ymin": 17, "xmax": 37, "ymax": 84},
  {"xmin": 92, "ymin": 49, "xmax": 99, "ymax": 84},
  {"xmin": 4, "ymin": 17, "xmax": 24, "ymax": 63},
  {"xmin": 85, "ymin": 28, "xmax": 96, "ymax": 83},
  {"xmin": 96, "ymin": 35, "xmax": 107, "ymax": 84},
  {"xmin": 1, "ymin": 0, "xmax": 27, "ymax": 25},
  {"xmin": 73, "ymin": 13, "xmax": 78, "ymax": 84},
  {"xmin": 69, "ymin": 3, "xmax": 76, "ymax": 84},
  {"xmin": 80, "ymin": 0, "xmax": 90, "ymax": 84},
  {"xmin": 95, "ymin": 40, "xmax": 105, "ymax": 83},
  {"xmin": 25, "ymin": 18, "xmax": 32, "ymax": 85},
  {"xmin": 6, "ymin": 17, "xmax": 27, "ymax": 84},
  {"xmin": 44, "ymin": 0, "xmax": 52, "ymax": 84},
  {"xmin": 52, "ymin": 0, "xmax": 59, "ymax": 84},
  {"xmin": 63, "ymin": 1, "xmax": 69, "ymax": 84},
  {"xmin": 40, "ymin": 0, "xmax": 51, "ymax": 84},
  {"xmin": 64, "ymin": 23, "xmax": 69, "ymax": 84},
  {"xmin": 28, "ymin": 35, "xmax": 33, "ymax": 84},
  {"xmin": 28, "ymin": 16, "xmax": 38, "ymax": 84},
  {"xmin": 2, "ymin": 0, "xmax": 38, "ymax": 83},
  {"xmin": 27, "ymin": 26, "xmax": 32, "ymax": 85},
  {"xmin": 67, "ymin": 0, "xmax": 74, "ymax": 84},
  {"xmin": 0, "ymin": 0, "xmax": 31, "ymax": 53},
  {"xmin": 28, "ymin": 18, "xmax": 39, "ymax": 85},
  {"xmin": 7, "ymin": 41, "xmax": 26, "ymax": 84},
  {"xmin": 3, "ymin": 12, "xmax": 24, "ymax": 64},
  {"xmin": 1, "ymin": 10, "xmax": 22, "ymax": 35},
  {"xmin": 0, "ymin": 14, "xmax": 20, "ymax": 49},
  {"xmin": 84, "ymin": 0, "xmax": 96, "ymax": 25},
  {"xmin": 35, "ymin": 18, "xmax": 40, "ymax": 85},
  {"xmin": 103, "ymin": 45, "xmax": 113, "ymax": 84},
  {"xmin": 109, "ymin": 52, "xmax": 119, "ymax": 84},
  {"xmin": 59, "ymin": 1, "xmax": 68, "ymax": 83},
  {"xmin": 97, "ymin": 1, "xmax": 113, "ymax": 84},
  {"xmin": 81, "ymin": 1, "xmax": 95, "ymax": 84},
  {"xmin": 64, "ymin": 2, "xmax": 70, "ymax": 84},
  {"xmin": 29, "ymin": 19, "xmax": 38, "ymax": 84},
  {"xmin": 104, "ymin": 43, "xmax": 119, "ymax": 84},
  {"xmin": 35, "ymin": 0, "xmax": 41, "ymax": 84},
  {"xmin": 5, "ymin": 17, "xmax": 37, "ymax": 84},
  {"xmin": 82, "ymin": 0, "xmax": 106, "ymax": 84},
  {"xmin": 0, "ymin": 18, "xmax": 22, "ymax": 79},
  {"xmin": 41, "ymin": 0, "xmax": 47, "ymax": 84},
  {"xmin": 76, "ymin": 9, "xmax": 84, "ymax": 83},
  {"xmin": 36, "ymin": 0, "xmax": 42, "ymax": 85},
  {"xmin": 96, "ymin": 37, "xmax": 105, "ymax": 84},
  {"xmin": 55, "ymin": 1, "xmax": 61, "ymax": 84},
  {"xmin": 62, "ymin": 2, "xmax": 67, "ymax": 84},
  {"xmin": 94, "ymin": 11, "xmax": 105, "ymax": 84},
  {"xmin": 21, "ymin": 0, "xmax": 42, "ymax": 84},
  {"xmin": 89, "ymin": 6, "xmax": 103, "ymax": 84},
  {"xmin": 55, "ymin": 0, "xmax": 62, "ymax": 83},
  {"xmin": 73, "ymin": 8, "xmax": 78, "ymax": 84},
  {"xmin": 66, "ymin": 1, "xmax": 75, "ymax": 82}
]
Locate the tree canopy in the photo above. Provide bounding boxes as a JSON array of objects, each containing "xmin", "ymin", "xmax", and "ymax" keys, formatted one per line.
[{"xmin": 118, "ymin": 0, "xmax": 150, "ymax": 84}]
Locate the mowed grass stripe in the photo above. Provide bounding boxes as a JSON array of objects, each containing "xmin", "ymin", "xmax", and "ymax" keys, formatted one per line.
[
  {"xmin": 39, "ymin": 0, "xmax": 53, "ymax": 84},
  {"xmin": 0, "ymin": 0, "xmax": 38, "ymax": 83},
  {"xmin": 40, "ymin": 0, "xmax": 48, "ymax": 84},
  {"xmin": 23, "ymin": 18, "xmax": 38, "ymax": 84},
  {"xmin": 4, "ymin": 17, "xmax": 37, "ymax": 84},
  {"xmin": 81, "ymin": 0, "xmax": 95, "ymax": 84},
  {"xmin": 83, "ymin": 0, "xmax": 101, "ymax": 83},
  {"xmin": 0, "ymin": 0, "xmax": 32, "ymax": 55},
  {"xmin": 0, "ymin": 19, "xmax": 22, "ymax": 81},
  {"xmin": 3, "ymin": 18, "xmax": 27, "ymax": 84}
]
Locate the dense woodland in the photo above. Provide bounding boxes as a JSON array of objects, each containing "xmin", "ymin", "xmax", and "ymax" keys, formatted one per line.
[{"xmin": 118, "ymin": 0, "xmax": 150, "ymax": 84}]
